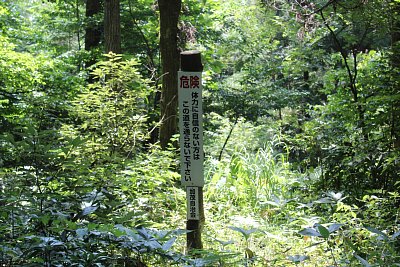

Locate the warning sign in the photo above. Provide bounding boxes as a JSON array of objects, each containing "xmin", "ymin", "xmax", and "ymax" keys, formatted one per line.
[{"xmin": 178, "ymin": 71, "xmax": 204, "ymax": 187}]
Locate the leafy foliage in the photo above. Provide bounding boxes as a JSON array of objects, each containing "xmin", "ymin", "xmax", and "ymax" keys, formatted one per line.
[{"xmin": 71, "ymin": 53, "xmax": 152, "ymax": 157}]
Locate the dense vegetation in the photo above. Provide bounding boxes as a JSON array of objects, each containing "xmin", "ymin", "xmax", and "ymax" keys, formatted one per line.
[{"xmin": 0, "ymin": 0, "xmax": 399, "ymax": 266}]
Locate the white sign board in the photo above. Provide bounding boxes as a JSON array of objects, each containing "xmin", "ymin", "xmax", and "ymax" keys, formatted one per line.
[
  {"xmin": 178, "ymin": 71, "xmax": 204, "ymax": 187},
  {"xmin": 186, "ymin": 187, "xmax": 200, "ymax": 220}
]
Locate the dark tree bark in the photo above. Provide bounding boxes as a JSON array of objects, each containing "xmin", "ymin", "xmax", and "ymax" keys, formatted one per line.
[
  {"xmin": 104, "ymin": 0, "xmax": 121, "ymax": 54},
  {"xmin": 390, "ymin": 1, "xmax": 400, "ymax": 148},
  {"xmin": 158, "ymin": 0, "xmax": 181, "ymax": 149},
  {"xmin": 85, "ymin": 0, "xmax": 102, "ymax": 74},
  {"xmin": 85, "ymin": 0, "xmax": 102, "ymax": 52}
]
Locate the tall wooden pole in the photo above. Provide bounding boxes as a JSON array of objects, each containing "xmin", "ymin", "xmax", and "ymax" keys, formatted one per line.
[{"xmin": 178, "ymin": 51, "xmax": 205, "ymax": 251}]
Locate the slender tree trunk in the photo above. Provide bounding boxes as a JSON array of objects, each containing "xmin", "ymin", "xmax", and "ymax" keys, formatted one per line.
[
  {"xmin": 218, "ymin": 117, "xmax": 238, "ymax": 161},
  {"xmin": 104, "ymin": 0, "xmax": 121, "ymax": 54},
  {"xmin": 158, "ymin": 0, "xmax": 181, "ymax": 149},
  {"xmin": 75, "ymin": 0, "xmax": 82, "ymax": 51}
]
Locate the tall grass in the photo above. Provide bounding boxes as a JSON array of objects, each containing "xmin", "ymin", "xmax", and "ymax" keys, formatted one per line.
[
  {"xmin": 206, "ymin": 144, "xmax": 292, "ymax": 210},
  {"xmin": 204, "ymin": 115, "xmax": 294, "ymax": 211}
]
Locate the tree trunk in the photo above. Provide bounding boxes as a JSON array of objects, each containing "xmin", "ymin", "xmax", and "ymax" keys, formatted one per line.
[
  {"xmin": 158, "ymin": 0, "xmax": 181, "ymax": 149},
  {"xmin": 104, "ymin": 0, "xmax": 121, "ymax": 54},
  {"xmin": 390, "ymin": 1, "xmax": 400, "ymax": 148},
  {"xmin": 85, "ymin": 0, "xmax": 102, "ymax": 52},
  {"xmin": 85, "ymin": 0, "xmax": 102, "ymax": 75}
]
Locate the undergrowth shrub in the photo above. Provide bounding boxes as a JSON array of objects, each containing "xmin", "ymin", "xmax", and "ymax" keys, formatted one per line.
[{"xmin": 0, "ymin": 54, "xmax": 188, "ymax": 266}]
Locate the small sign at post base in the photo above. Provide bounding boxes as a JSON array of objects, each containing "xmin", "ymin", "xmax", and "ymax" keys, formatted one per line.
[{"xmin": 186, "ymin": 186, "xmax": 199, "ymax": 220}]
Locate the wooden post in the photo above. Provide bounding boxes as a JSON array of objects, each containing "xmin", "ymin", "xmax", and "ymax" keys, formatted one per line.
[
  {"xmin": 186, "ymin": 186, "xmax": 204, "ymax": 250},
  {"xmin": 178, "ymin": 50, "xmax": 205, "ymax": 251}
]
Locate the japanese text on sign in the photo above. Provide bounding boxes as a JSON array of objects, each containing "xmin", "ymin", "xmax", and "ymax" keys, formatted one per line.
[
  {"xmin": 186, "ymin": 187, "xmax": 199, "ymax": 220},
  {"xmin": 178, "ymin": 71, "xmax": 204, "ymax": 187},
  {"xmin": 180, "ymin": 75, "xmax": 200, "ymax": 89}
]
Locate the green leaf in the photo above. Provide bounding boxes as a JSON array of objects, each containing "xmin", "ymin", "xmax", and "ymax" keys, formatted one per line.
[
  {"xmin": 81, "ymin": 206, "xmax": 98, "ymax": 216},
  {"xmin": 299, "ymin": 228, "xmax": 322, "ymax": 237},
  {"xmin": 288, "ymin": 254, "xmax": 309, "ymax": 263},
  {"xmin": 76, "ymin": 228, "xmax": 88, "ymax": 238},
  {"xmin": 392, "ymin": 231, "xmax": 400, "ymax": 240},
  {"xmin": 327, "ymin": 223, "xmax": 343, "ymax": 233},
  {"xmin": 317, "ymin": 224, "xmax": 330, "ymax": 239},
  {"xmin": 228, "ymin": 226, "xmax": 257, "ymax": 240},
  {"xmin": 365, "ymin": 226, "xmax": 388, "ymax": 240},
  {"xmin": 70, "ymin": 136, "xmax": 84, "ymax": 147},
  {"xmin": 162, "ymin": 236, "xmax": 177, "ymax": 251},
  {"xmin": 215, "ymin": 238, "xmax": 235, "ymax": 247},
  {"xmin": 114, "ymin": 224, "xmax": 136, "ymax": 237}
]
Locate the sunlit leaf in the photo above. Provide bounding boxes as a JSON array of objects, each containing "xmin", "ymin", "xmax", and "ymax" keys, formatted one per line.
[
  {"xmin": 215, "ymin": 238, "xmax": 235, "ymax": 247},
  {"xmin": 81, "ymin": 206, "xmax": 98, "ymax": 216},
  {"xmin": 392, "ymin": 231, "xmax": 400, "ymax": 240},
  {"xmin": 76, "ymin": 228, "xmax": 88, "ymax": 238},
  {"xmin": 228, "ymin": 226, "xmax": 258, "ymax": 240},
  {"xmin": 328, "ymin": 223, "xmax": 343, "ymax": 233},
  {"xmin": 365, "ymin": 226, "xmax": 389, "ymax": 240},
  {"xmin": 162, "ymin": 236, "xmax": 177, "ymax": 251},
  {"xmin": 299, "ymin": 228, "xmax": 322, "ymax": 237},
  {"xmin": 288, "ymin": 254, "xmax": 309, "ymax": 263}
]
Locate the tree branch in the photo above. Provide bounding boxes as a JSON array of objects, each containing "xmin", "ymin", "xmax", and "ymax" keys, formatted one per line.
[
  {"xmin": 218, "ymin": 116, "xmax": 239, "ymax": 161},
  {"xmin": 319, "ymin": 9, "xmax": 358, "ymax": 102},
  {"xmin": 127, "ymin": 0, "xmax": 157, "ymax": 77}
]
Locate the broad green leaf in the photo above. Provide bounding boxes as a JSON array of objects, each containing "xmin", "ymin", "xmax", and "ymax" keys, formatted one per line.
[
  {"xmin": 162, "ymin": 236, "xmax": 177, "ymax": 251},
  {"xmin": 288, "ymin": 254, "xmax": 309, "ymax": 263},
  {"xmin": 114, "ymin": 224, "xmax": 136, "ymax": 236},
  {"xmin": 76, "ymin": 228, "xmax": 88, "ymax": 238},
  {"xmin": 228, "ymin": 226, "xmax": 257, "ymax": 240},
  {"xmin": 317, "ymin": 224, "xmax": 330, "ymax": 239},
  {"xmin": 215, "ymin": 238, "xmax": 235, "ymax": 247},
  {"xmin": 299, "ymin": 228, "xmax": 322, "ymax": 237},
  {"xmin": 392, "ymin": 231, "xmax": 400, "ymax": 239},
  {"xmin": 81, "ymin": 206, "xmax": 98, "ymax": 216},
  {"xmin": 365, "ymin": 226, "xmax": 388, "ymax": 240},
  {"xmin": 327, "ymin": 223, "xmax": 343, "ymax": 233}
]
